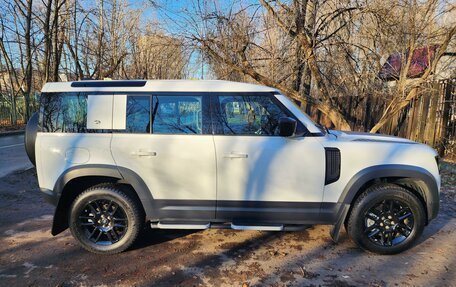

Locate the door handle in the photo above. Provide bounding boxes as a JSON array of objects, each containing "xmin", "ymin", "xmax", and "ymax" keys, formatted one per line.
[
  {"xmin": 131, "ymin": 151, "xmax": 157, "ymax": 157},
  {"xmin": 224, "ymin": 152, "xmax": 248, "ymax": 159}
]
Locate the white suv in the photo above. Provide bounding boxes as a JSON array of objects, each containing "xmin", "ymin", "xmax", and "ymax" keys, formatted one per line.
[{"xmin": 25, "ymin": 80, "xmax": 440, "ymax": 254}]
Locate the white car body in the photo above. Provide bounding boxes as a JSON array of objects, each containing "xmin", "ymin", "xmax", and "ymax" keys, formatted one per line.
[{"xmin": 29, "ymin": 80, "xmax": 440, "ymax": 239}]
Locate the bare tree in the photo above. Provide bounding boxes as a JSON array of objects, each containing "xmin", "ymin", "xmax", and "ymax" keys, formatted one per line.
[
  {"xmin": 368, "ymin": 0, "xmax": 456, "ymax": 132},
  {"xmin": 178, "ymin": 0, "xmax": 359, "ymax": 129}
]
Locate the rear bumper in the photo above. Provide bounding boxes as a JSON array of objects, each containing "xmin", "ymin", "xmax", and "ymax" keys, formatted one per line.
[{"xmin": 40, "ymin": 188, "xmax": 59, "ymax": 206}]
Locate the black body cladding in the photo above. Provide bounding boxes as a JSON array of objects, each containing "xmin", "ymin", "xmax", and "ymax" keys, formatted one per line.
[{"xmin": 325, "ymin": 148, "xmax": 341, "ymax": 185}]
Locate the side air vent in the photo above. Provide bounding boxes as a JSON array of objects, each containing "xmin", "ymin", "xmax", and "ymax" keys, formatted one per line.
[
  {"xmin": 325, "ymin": 147, "xmax": 341, "ymax": 185},
  {"xmin": 71, "ymin": 80, "xmax": 147, "ymax": 88}
]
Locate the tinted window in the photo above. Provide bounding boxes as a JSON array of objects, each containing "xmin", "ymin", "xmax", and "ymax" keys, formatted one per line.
[
  {"xmin": 40, "ymin": 92, "xmax": 87, "ymax": 133},
  {"xmin": 213, "ymin": 95, "xmax": 288, "ymax": 135},
  {"xmin": 126, "ymin": 96, "xmax": 151, "ymax": 133},
  {"xmin": 151, "ymin": 95, "xmax": 202, "ymax": 134}
]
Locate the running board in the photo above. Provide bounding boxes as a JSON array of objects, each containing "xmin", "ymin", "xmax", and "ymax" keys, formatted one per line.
[
  {"xmin": 231, "ymin": 223, "xmax": 283, "ymax": 231},
  {"xmin": 152, "ymin": 222, "xmax": 210, "ymax": 230},
  {"xmin": 151, "ymin": 222, "xmax": 288, "ymax": 231}
]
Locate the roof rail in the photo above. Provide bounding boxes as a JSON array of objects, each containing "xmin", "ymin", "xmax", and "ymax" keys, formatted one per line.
[{"xmin": 71, "ymin": 80, "xmax": 147, "ymax": 88}]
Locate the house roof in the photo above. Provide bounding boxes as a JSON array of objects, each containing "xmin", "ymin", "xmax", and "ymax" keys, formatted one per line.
[
  {"xmin": 379, "ymin": 45, "xmax": 441, "ymax": 81},
  {"xmin": 41, "ymin": 80, "xmax": 278, "ymax": 93}
]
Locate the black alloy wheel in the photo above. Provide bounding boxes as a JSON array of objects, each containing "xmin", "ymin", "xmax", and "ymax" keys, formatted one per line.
[
  {"xmin": 69, "ymin": 184, "xmax": 143, "ymax": 254},
  {"xmin": 77, "ymin": 199, "xmax": 129, "ymax": 245},
  {"xmin": 364, "ymin": 199, "xmax": 414, "ymax": 247},
  {"xmin": 347, "ymin": 183, "xmax": 426, "ymax": 255}
]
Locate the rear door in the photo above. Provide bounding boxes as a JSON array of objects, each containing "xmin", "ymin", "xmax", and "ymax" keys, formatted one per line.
[{"xmin": 111, "ymin": 93, "xmax": 216, "ymax": 221}]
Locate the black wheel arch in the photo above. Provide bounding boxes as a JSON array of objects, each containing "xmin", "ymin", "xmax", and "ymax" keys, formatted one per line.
[
  {"xmin": 338, "ymin": 164, "xmax": 439, "ymax": 223},
  {"xmin": 330, "ymin": 164, "xmax": 439, "ymax": 242},
  {"xmin": 50, "ymin": 164, "xmax": 155, "ymax": 235}
]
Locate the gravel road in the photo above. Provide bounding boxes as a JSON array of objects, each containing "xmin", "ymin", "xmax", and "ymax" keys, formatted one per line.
[{"xmin": 0, "ymin": 164, "xmax": 455, "ymax": 287}]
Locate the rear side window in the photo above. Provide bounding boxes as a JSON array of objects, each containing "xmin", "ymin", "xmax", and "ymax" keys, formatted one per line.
[
  {"xmin": 126, "ymin": 96, "xmax": 151, "ymax": 133},
  {"xmin": 40, "ymin": 92, "xmax": 88, "ymax": 133},
  {"xmin": 122, "ymin": 94, "xmax": 206, "ymax": 134},
  {"xmin": 151, "ymin": 95, "xmax": 203, "ymax": 134}
]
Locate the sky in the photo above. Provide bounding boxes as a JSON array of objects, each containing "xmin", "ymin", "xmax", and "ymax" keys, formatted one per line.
[{"xmin": 128, "ymin": 0, "xmax": 260, "ymax": 79}]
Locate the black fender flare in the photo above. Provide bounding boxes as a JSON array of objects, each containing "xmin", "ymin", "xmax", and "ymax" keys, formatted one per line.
[
  {"xmin": 330, "ymin": 164, "xmax": 439, "ymax": 242},
  {"xmin": 51, "ymin": 164, "xmax": 155, "ymax": 235},
  {"xmin": 338, "ymin": 164, "xmax": 439, "ymax": 221},
  {"xmin": 24, "ymin": 112, "xmax": 39, "ymax": 166}
]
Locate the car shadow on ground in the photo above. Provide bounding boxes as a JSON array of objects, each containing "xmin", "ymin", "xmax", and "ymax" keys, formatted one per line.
[{"xmin": 130, "ymin": 228, "xmax": 198, "ymax": 250}]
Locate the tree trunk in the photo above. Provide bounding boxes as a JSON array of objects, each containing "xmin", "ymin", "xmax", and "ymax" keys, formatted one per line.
[
  {"xmin": 24, "ymin": 0, "xmax": 33, "ymax": 120},
  {"xmin": 43, "ymin": 0, "xmax": 53, "ymax": 84},
  {"xmin": 52, "ymin": 0, "xmax": 60, "ymax": 81},
  {"xmin": 259, "ymin": 0, "xmax": 351, "ymax": 130},
  {"xmin": 96, "ymin": 0, "xmax": 104, "ymax": 79},
  {"xmin": 0, "ymin": 37, "xmax": 20, "ymax": 125}
]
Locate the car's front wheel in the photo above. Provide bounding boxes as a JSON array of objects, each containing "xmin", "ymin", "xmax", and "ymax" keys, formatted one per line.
[
  {"xmin": 347, "ymin": 183, "xmax": 426, "ymax": 255},
  {"xmin": 69, "ymin": 184, "xmax": 143, "ymax": 254}
]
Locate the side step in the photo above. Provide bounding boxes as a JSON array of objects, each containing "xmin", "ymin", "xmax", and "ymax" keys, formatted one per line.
[
  {"xmin": 151, "ymin": 222, "xmax": 296, "ymax": 231},
  {"xmin": 231, "ymin": 223, "xmax": 283, "ymax": 231},
  {"xmin": 152, "ymin": 222, "xmax": 210, "ymax": 230}
]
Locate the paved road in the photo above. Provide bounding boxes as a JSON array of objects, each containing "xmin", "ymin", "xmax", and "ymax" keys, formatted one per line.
[{"xmin": 0, "ymin": 134, "xmax": 33, "ymax": 178}]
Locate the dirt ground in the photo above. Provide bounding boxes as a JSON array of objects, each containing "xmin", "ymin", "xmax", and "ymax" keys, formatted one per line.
[{"xmin": 0, "ymin": 163, "xmax": 455, "ymax": 287}]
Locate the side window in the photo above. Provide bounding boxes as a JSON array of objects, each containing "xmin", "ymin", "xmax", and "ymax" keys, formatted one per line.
[
  {"xmin": 126, "ymin": 96, "xmax": 151, "ymax": 133},
  {"xmin": 40, "ymin": 92, "xmax": 87, "ymax": 133},
  {"xmin": 151, "ymin": 95, "xmax": 203, "ymax": 134},
  {"xmin": 213, "ymin": 94, "xmax": 288, "ymax": 136}
]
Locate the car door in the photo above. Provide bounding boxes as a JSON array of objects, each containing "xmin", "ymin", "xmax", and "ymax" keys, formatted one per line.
[
  {"xmin": 212, "ymin": 93, "xmax": 326, "ymax": 224},
  {"xmin": 111, "ymin": 93, "xmax": 216, "ymax": 221}
]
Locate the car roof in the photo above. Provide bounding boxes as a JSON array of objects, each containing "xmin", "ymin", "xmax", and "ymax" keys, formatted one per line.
[{"xmin": 41, "ymin": 80, "xmax": 278, "ymax": 93}]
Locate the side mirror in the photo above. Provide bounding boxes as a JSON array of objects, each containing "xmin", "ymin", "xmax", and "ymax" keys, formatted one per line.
[{"xmin": 278, "ymin": 117, "xmax": 297, "ymax": 137}]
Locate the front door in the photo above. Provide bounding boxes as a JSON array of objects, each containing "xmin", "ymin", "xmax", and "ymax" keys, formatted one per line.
[
  {"xmin": 111, "ymin": 93, "xmax": 216, "ymax": 221},
  {"xmin": 212, "ymin": 93, "xmax": 326, "ymax": 224}
]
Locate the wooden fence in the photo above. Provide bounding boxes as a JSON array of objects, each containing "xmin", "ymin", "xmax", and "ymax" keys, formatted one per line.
[
  {"xmin": 309, "ymin": 78, "xmax": 455, "ymax": 160},
  {"xmin": 390, "ymin": 79, "xmax": 455, "ymax": 159}
]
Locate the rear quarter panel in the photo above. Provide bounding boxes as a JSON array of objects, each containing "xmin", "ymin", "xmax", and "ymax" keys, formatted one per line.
[{"xmin": 36, "ymin": 133, "xmax": 115, "ymax": 191}]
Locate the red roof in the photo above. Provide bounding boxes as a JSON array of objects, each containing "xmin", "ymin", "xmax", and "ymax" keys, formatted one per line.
[{"xmin": 379, "ymin": 45, "xmax": 440, "ymax": 81}]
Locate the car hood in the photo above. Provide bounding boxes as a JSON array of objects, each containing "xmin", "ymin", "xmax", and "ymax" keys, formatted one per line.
[{"xmin": 328, "ymin": 130, "xmax": 417, "ymax": 144}]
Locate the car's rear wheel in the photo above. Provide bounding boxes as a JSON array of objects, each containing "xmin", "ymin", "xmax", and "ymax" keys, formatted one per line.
[
  {"xmin": 69, "ymin": 184, "xmax": 143, "ymax": 254},
  {"xmin": 347, "ymin": 183, "xmax": 426, "ymax": 255}
]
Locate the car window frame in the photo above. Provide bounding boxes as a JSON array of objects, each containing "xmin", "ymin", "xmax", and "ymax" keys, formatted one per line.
[
  {"xmin": 109, "ymin": 92, "xmax": 211, "ymax": 135},
  {"xmin": 39, "ymin": 91, "xmax": 111, "ymax": 134},
  {"xmin": 148, "ymin": 92, "xmax": 212, "ymax": 136},
  {"xmin": 210, "ymin": 92, "xmax": 309, "ymax": 137}
]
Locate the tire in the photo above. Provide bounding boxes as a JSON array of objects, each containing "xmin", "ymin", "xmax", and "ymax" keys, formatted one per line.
[
  {"xmin": 347, "ymin": 183, "xmax": 426, "ymax": 255},
  {"xmin": 69, "ymin": 184, "xmax": 143, "ymax": 254}
]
